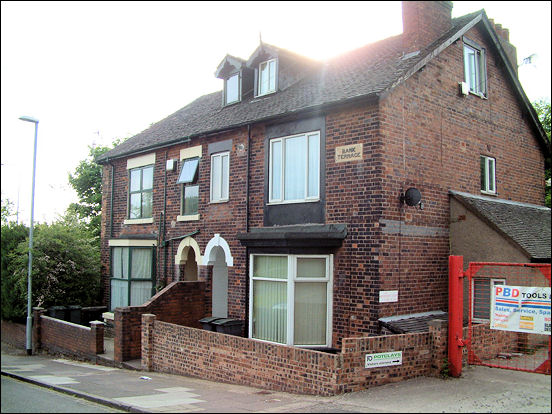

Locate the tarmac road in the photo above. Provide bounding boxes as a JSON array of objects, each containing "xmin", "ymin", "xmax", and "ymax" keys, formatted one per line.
[{"xmin": 1, "ymin": 341, "xmax": 550, "ymax": 413}]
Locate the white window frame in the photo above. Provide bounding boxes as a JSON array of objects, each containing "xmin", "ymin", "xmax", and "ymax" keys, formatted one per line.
[
  {"xmin": 224, "ymin": 72, "xmax": 241, "ymax": 105},
  {"xmin": 258, "ymin": 58, "xmax": 277, "ymax": 96},
  {"xmin": 463, "ymin": 38, "xmax": 487, "ymax": 97},
  {"xmin": 248, "ymin": 254, "xmax": 333, "ymax": 348},
  {"xmin": 210, "ymin": 151, "xmax": 230, "ymax": 203},
  {"xmin": 471, "ymin": 278, "xmax": 505, "ymax": 323},
  {"xmin": 480, "ymin": 155, "xmax": 496, "ymax": 195},
  {"xmin": 128, "ymin": 164, "xmax": 154, "ymax": 220},
  {"xmin": 268, "ymin": 131, "xmax": 321, "ymax": 204}
]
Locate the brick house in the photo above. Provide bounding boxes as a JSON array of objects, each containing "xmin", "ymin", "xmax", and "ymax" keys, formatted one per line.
[{"xmin": 96, "ymin": 1, "xmax": 550, "ymax": 352}]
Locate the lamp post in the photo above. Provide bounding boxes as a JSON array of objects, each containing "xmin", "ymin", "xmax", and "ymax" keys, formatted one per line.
[{"xmin": 19, "ymin": 115, "xmax": 39, "ymax": 356}]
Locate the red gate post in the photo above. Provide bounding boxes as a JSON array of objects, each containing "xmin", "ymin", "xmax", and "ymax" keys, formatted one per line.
[{"xmin": 448, "ymin": 255, "xmax": 465, "ymax": 377}]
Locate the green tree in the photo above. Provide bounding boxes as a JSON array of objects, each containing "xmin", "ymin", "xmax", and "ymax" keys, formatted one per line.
[
  {"xmin": 67, "ymin": 138, "xmax": 124, "ymax": 241},
  {"xmin": 1, "ymin": 198, "xmax": 29, "ymax": 321},
  {"xmin": 533, "ymin": 100, "xmax": 551, "ymax": 207},
  {"xmin": 2, "ymin": 215, "xmax": 101, "ymax": 321}
]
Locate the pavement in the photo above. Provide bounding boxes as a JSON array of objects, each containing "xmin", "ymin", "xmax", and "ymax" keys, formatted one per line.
[{"xmin": 1, "ymin": 341, "xmax": 551, "ymax": 413}]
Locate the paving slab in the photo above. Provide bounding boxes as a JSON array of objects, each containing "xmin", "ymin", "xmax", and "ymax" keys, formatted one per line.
[{"xmin": 2, "ymin": 341, "xmax": 550, "ymax": 413}]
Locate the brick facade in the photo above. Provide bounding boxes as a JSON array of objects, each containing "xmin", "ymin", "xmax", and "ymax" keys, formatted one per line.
[{"xmin": 99, "ymin": 2, "xmax": 547, "ymax": 356}]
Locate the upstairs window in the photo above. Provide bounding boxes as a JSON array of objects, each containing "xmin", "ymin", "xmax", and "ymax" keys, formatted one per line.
[
  {"xmin": 225, "ymin": 72, "xmax": 240, "ymax": 105},
  {"xmin": 129, "ymin": 165, "xmax": 154, "ymax": 219},
  {"xmin": 463, "ymin": 38, "xmax": 487, "ymax": 97},
  {"xmin": 269, "ymin": 131, "xmax": 320, "ymax": 203},
  {"xmin": 258, "ymin": 59, "xmax": 277, "ymax": 96},
  {"xmin": 210, "ymin": 151, "xmax": 230, "ymax": 203},
  {"xmin": 177, "ymin": 157, "xmax": 200, "ymax": 216},
  {"xmin": 480, "ymin": 155, "xmax": 496, "ymax": 194}
]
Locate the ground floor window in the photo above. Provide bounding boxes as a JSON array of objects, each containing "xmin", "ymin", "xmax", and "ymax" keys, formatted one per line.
[
  {"xmin": 472, "ymin": 277, "xmax": 505, "ymax": 322},
  {"xmin": 110, "ymin": 247, "xmax": 155, "ymax": 310},
  {"xmin": 249, "ymin": 254, "xmax": 332, "ymax": 347}
]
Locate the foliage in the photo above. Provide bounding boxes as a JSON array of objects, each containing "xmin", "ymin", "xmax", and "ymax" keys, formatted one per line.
[
  {"xmin": 533, "ymin": 100, "xmax": 551, "ymax": 207},
  {"xmin": 67, "ymin": 138, "xmax": 125, "ymax": 241},
  {"xmin": 1, "ymin": 212, "xmax": 29, "ymax": 322},
  {"xmin": 1, "ymin": 197, "xmax": 15, "ymax": 224},
  {"xmin": 1, "ymin": 214, "xmax": 100, "ymax": 321}
]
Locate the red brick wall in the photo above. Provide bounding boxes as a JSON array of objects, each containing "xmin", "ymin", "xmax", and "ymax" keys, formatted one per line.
[
  {"xmin": 376, "ymin": 22, "xmax": 545, "ymax": 320},
  {"xmin": 1, "ymin": 320, "xmax": 26, "ymax": 349},
  {"xmin": 38, "ymin": 315, "xmax": 103, "ymax": 358},
  {"xmin": 114, "ymin": 281, "xmax": 205, "ymax": 361},
  {"xmin": 142, "ymin": 316, "xmax": 449, "ymax": 396}
]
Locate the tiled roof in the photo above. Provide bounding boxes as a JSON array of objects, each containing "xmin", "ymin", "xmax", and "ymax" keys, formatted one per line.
[
  {"xmin": 96, "ymin": 12, "xmax": 482, "ymax": 163},
  {"xmin": 450, "ymin": 191, "xmax": 551, "ymax": 261}
]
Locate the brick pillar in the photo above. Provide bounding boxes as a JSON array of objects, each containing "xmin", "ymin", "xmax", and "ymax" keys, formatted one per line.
[
  {"xmin": 142, "ymin": 314, "xmax": 156, "ymax": 371},
  {"xmin": 429, "ymin": 318, "xmax": 448, "ymax": 377},
  {"xmin": 114, "ymin": 308, "xmax": 125, "ymax": 363},
  {"xmin": 32, "ymin": 307, "xmax": 46, "ymax": 354},
  {"xmin": 90, "ymin": 321, "xmax": 105, "ymax": 354}
]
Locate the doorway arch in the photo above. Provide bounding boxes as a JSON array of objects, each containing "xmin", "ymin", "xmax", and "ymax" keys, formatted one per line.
[
  {"xmin": 175, "ymin": 236, "xmax": 202, "ymax": 281},
  {"xmin": 203, "ymin": 234, "xmax": 233, "ymax": 318}
]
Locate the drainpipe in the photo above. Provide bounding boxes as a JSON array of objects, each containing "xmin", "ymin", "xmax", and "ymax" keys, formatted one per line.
[
  {"xmin": 162, "ymin": 151, "xmax": 168, "ymax": 287},
  {"xmin": 109, "ymin": 161, "xmax": 114, "ymax": 238},
  {"xmin": 245, "ymin": 124, "xmax": 251, "ymax": 332}
]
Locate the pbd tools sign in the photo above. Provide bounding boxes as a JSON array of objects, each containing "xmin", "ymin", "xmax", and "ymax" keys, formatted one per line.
[{"xmin": 490, "ymin": 285, "xmax": 551, "ymax": 335}]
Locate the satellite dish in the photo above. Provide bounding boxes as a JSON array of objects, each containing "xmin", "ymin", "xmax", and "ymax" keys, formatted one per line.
[{"xmin": 400, "ymin": 187, "xmax": 422, "ymax": 207}]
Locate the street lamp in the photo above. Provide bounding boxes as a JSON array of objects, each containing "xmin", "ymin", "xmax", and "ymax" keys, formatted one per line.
[{"xmin": 19, "ymin": 115, "xmax": 39, "ymax": 356}]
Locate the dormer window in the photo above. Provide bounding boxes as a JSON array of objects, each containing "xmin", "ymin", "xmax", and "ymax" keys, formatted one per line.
[
  {"xmin": 225, "ymin": 72, "xmax": 241, "ymax": 105},
  {"xmin": 258, "ymin": 58, "xmax": 277, "ymax": 96}
]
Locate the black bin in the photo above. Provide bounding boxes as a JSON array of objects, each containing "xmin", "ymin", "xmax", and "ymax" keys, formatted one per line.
[
  {"xmin": 48, "ymin": 306, "xmax": 67, "ymax": 320},
  {"xmin": 67, "ymin": 305, "xmax": 82, "ymax": 324},
  {"xmin": 199, "ymin": 316, "xmax": 222, "ymax": 331},
  {"xmin": 211, "ymin": 318, "xmax": 244, "ymax": 336}
]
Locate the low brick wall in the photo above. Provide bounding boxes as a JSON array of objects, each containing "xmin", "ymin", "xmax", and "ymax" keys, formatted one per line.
[
  {"xmin": 338, "ymin": 319, "xmax": 448, "ymax": 393},
  {"xmin": 115, "ymin": 281, "xmax": 205, "ymax": 362},
  {"xmin": 142, "ymin": 315, "xmax": 449, "ymax": 396},
  {"xmin": 1, "ymin": 320, "xmax": 26, "ymax": 349},
  {"xmin": 33, "ymin": 308, "xmax": 104, "ymax": 359},
  {"xmin": 462, "ymin": 322, "xmax": 534, "ymax": 363}
]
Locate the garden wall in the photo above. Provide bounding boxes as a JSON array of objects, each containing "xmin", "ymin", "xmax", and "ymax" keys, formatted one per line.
[
  {"xmin": 114, "ymin": 281, "xmax": 205, "ymax": 362},
  {"xmin": 142, "ymin": 315, "xmax": 449, "ymax": 396}
]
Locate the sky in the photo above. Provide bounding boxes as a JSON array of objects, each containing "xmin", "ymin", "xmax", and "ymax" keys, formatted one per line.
[{"xmin": 1, "ymin": 1, "xmax": 551, "ymax": 225}]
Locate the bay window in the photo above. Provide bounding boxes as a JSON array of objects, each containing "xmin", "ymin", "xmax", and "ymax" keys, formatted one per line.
[
  {"xmin": 249, "ymin": 254, "xmax": 332, "ymax": 347},
  {"xmin": 269, "ymin": 131, "xmax": 320, "ymax": 203},
  {"xmin": 110, "ymin": 247, "xmax": 154, "ymax": 310}
]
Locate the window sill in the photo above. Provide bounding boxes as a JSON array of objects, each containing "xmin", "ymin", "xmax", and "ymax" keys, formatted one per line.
[
  {"xmin": 267, "ymin": 198, "xmax": 320, "ymax": 206},
  {"xmin": 177, "ymin": 214, "xmax": 200, "ymax": 222},
  {"xmin": 480, "ymin": 190, "xmax": 497, "ymax": 196},
  {"xmin": 124, "ymin": 218, "xmax": 154, "ymax": 225},
  {"xmin": 210, "ymin": 199, "xmax": 229, "ymax": 204},
  {"xmin": 469, "ymin": 91, "xmax": 487, "ymax": 99}
]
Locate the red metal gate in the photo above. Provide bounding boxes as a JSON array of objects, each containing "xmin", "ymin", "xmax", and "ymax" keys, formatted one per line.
[{"xmin": 465, "ymin": 261, "xmax": 551, "ymax": 374}]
